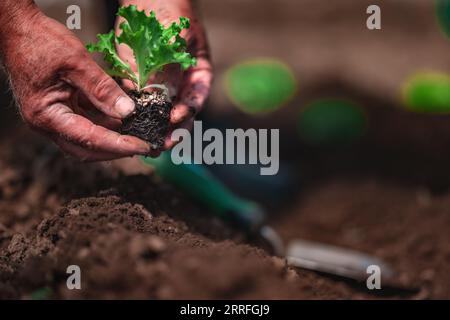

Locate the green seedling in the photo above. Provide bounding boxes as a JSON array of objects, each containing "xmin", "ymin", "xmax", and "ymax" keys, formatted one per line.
[
  {"xmin": 402, "ymin": 72, "xmax": 450, "ymax": 114},
  {"xmin": 87, "ymin": 5, "xmax": 197, "ymax": 149},
  {"xmin": 224, "ymin": 59, "xmax": 297, "ymax": 114},
  {"xmin": 87, "ymin": 5, "xmax": 196, "ymax": 92},
  {"xmin": 298, "ymin": 99, "xmax": 367, "ymax": 145}
]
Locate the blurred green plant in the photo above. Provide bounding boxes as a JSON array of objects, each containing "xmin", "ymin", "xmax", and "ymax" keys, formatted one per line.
[
  {"xmin": 298, "ymin": 99, "xmax": 367, "ymax": 145},
  {"xmin": 224, "ymin": 59, "xmax": 297, "ymax": 114},
  {"xmin": 436, "ymin": 0, "xmax": 450, "ymax": 38},
  {"xmin": 30, "ymin": 286, "xmax": 53, "ymax": 300},
  {"xmin": 402, "ymin": 72, "xmax": 450, "ymax": 113}
]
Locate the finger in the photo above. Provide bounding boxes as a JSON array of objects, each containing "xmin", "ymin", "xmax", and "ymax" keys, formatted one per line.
[
  {"xmin": 121, "ymin": 79, "xmax": 136, "ymax": 92},
  {"xmin": 170, "ymin": 57, "xmax": 213, "ymax": 125},
  {"xmin": 163, "ymin": 118, "xmax": 194, "ymax": 151},
  {"xmin": 66, "ymin": 57, "xmax": 135, "ymax": 119},
  {"xmin": 74, "ymin": 92, "xmax": 122, "ymax": 130},
  {"xmin": 39, "ymin": 103, "xmax": 150, "ymax": 156},
  {"xmin": 141, "ymin": 149, "xmax": 162, "ymax": 159},
  {"xmin": 53, "ymin": 135, "xmax": 128, "ymax": 162},
  {"xmin": 84, "ymin": 110, "xmax": 122, "ymax": 131},
  {"xmin": 147, "ymin": 64, "xmax": 183, "ymax": 99}
]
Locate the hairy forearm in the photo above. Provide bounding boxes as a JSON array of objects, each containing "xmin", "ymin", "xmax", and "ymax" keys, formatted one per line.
[
  {"xmin": 0, "ymin": 0, "xmax": 37, "ymax": 31},
  {"xmin": 0, "ymin": 0, "xmax": 35, "ymax": 13},
  {"xmin": 0, "ymin": 0, "xmax": 41, "ymax": 62}
]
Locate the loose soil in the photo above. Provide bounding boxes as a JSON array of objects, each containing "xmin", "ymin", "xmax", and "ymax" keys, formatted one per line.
[
  {"xmin": 1, "ymin": 102, "xmax": 450, "ymax": 299},
  {"xmin": 121, "ymin": 90, "xmax": 172, "ymax": 150},
  {"xmin": 0, "ymin": 129, "xmax": 310, "ymax": 299}
]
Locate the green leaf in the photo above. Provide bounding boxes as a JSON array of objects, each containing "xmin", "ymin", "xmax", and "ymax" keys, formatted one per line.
[
  {"xmin": 87, "ymin": 5, "xmax": 196, "ymax": 91},
  {"xmin": 86, "ymin": 31, "xmax": 137, "ymax": 84}
]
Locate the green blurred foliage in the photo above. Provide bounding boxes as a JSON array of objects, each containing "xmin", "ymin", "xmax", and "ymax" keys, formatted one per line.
[
  {"xmin": 30, "ymin": 286, "xmax": 53, "ymax": 300},
  {"xmin": 298, "ymin": 99, "xmax": 367, "ymax": 145},
  {"xmin": 436, "ymin": 0, "xmax": 450, "ymax": 38},
  {"xmin": 403, "ymin": 72, "xmax": 450, "ymax": 113},
  {"xmin": 224, "ymin": 59, "xmax": 297, "ymax": 114}
]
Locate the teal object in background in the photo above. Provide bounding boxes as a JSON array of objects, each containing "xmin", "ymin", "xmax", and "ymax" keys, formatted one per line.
[
  {"xmin": 402, "ymin": 72, "xmax": 450, "ymax": 114},
  {"xmin": 224, "ymin": 59, "xmax": 297, "ymax": 114},
  {"xmin": 141, "ymin": 152, "xmax": 265, "ymax": 232},
  {"xmin": 436, "ymin": 0, "xmax": 450, "ymax": 38},
  {"xmin": 298, "ymin": 99, "xmax": 367, "ymax": 145}
]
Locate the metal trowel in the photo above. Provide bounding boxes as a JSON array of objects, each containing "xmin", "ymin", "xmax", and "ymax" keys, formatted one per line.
[
  {"xmin": 286, "ymin": 240, "xmax": 393, "ymax": 281},
  {"xmin": 141, "ymin": 153, "xmax": 395, "ymax": 284}
]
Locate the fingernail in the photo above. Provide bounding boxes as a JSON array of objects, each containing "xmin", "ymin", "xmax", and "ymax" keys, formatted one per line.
[
  {"xmin": 121, "ymin": 135, "xmax": 150, "ymax": 155},
  {"xmin": 115, "ymin": 95, "xmax": 135, "ymax": 118},
  {"xmin": 138, "ymin": 142, "xmax": 151, "ymax": 154},
  {"xmin": 171, "ymin": 105, "xmax": 191, "ymax": 124}
]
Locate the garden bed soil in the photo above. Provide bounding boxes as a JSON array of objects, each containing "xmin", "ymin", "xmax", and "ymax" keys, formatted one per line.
[{"xmin": 0, "ymin": 116, "xmax": 449, "ymax": 299}]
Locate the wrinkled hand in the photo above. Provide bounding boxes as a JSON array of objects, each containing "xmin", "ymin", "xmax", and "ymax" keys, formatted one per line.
[
  {"xmin": 117, "ymin": 0, "xmax": 213, "ymax": 150},
  {"xmin": 0, "ymin": 6, "xmax": 156, "ymax": 161}
]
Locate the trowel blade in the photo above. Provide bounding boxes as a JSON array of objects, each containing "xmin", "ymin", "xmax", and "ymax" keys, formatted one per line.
[{"xmin": 286, "ymin": 239, "xmax": 394, "ymax": 282}]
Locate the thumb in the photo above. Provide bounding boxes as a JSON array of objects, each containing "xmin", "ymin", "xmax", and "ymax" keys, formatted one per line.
[{"xmin": 68, "ymin": 58, "xmax": 135, "ymax": 119}]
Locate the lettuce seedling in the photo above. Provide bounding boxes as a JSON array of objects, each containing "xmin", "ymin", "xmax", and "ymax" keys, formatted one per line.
[
  {"xmin": 87, "ymin": 5, "xmax": 196, "ymax": 92},
  {"xmin": 86, "ymin": 5, "xmax": 197, "ymax": 149}
]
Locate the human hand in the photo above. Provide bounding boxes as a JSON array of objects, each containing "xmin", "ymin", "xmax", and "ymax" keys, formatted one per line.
[
  {"xmin": 0, "ymin": 4, "xmax": 156, "ymax": 161},
  {"xmin": 117, "ymin": 0, "xmax": 213, "ymax": 150}
]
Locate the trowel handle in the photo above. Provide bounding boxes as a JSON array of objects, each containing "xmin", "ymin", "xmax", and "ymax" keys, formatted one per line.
[{"xmin": 140, "ymin": 152, "xmax": 266, "ymax": 233}]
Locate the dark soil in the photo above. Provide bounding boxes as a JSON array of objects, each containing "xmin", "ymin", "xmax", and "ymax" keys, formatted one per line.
[
  {"xmin": 121, "ymin": 90, "xmax": 172, "ymax": 150},
  {"xmin": 0, "ymin": 114, "xmax": 449, "ymax": 299},
  {"xmin": 0, "ymin": 130, "xmax": 315, "ymax": 299}
]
